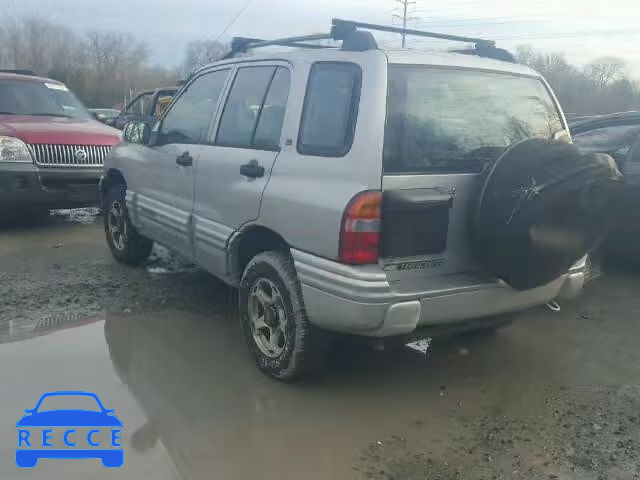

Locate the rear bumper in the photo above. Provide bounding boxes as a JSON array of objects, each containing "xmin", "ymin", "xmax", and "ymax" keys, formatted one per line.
[
  {"xmin": 0, "ymin": 163, "xmax": 100, "ymax": 209},
  {"xmin": 292, "ymin": 249, "xmax": 586, "ymax": 337}
]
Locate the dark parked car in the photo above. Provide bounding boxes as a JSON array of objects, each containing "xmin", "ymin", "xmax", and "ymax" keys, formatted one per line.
[
  {"xmin": 107, "ymin": 87, "xmax": 179, "ymax": 130},
  {"xmin": 571, "ymin": 111, "xmax": 640, "ymax": 170},
  {"xmin": 571, "ymin": 111, "xmax": 640, "ymax": 258},
  {"xmin": 89, "ymin": 108, "xmax": 120, "ymax": 124},
  {"xmin": 0, "ymin": 71, "xmax": 120, "ymax": 218}
]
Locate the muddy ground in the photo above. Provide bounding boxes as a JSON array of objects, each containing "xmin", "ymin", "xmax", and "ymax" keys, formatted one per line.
[{"xmin": 1, "ymin": 209, "xmax": 639, "ymax": 480}]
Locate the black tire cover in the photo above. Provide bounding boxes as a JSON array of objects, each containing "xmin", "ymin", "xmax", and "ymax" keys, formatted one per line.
[{"xmin": 472, "ymin": 138, "xmax": 622, "ymax": 290}]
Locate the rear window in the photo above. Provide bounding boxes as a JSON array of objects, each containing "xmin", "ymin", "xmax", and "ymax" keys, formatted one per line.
[
  {"xmin": 297, "ymin": 62, "xmax": 361, "ymax": 157},
  {"xmin": 383, "ymin": 66, "xmax": 563, "ymax": 174},
  {"xmin": 0, "ymin": 79, "xmax": 90, "ymax": 119}
]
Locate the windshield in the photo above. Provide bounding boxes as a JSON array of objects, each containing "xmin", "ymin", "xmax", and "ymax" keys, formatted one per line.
[
  {"xmin": 0, "ymin": 79, "xmax": 91, "ymax": 119},
  {"xmin": 383, "ymin": 66, "xmax": 564, "ymax": 174}
]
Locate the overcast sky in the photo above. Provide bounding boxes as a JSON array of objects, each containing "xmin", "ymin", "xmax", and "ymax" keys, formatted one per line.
[{"xmin": 7, "ymin": 0, "xmax": 640, "ymax": 77}]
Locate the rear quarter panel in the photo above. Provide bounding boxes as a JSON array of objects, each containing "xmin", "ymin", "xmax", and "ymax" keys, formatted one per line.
[{"xmin": 258, "ymin": 50, "xmax": 388, "ymax": 259}]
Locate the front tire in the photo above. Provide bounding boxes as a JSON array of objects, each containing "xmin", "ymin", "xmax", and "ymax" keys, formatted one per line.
[
  {"xmin": 104, "ymin": 184, "xmax": 153, "ymax": 265},
  {"xmin": 239, "ymin": 251, "xmax": 327, "ymax": 380}
]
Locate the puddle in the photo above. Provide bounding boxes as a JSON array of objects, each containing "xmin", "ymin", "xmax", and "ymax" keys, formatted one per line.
[
  {"xmin": 147, "ymin": 245, "xmax": 197, "ymax": 274},
  {"xmin": 51, "ymin": 208, "xmax": 102, "ymax": 224},
  {"xmin": 0, "ymin": 312, "xmax": 105, "ymax": 344}
]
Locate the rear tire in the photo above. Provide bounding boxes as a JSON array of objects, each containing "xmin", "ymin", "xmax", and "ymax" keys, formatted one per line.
[
  {"xmin": 104, "ymin": 184, "xmax": 153, "ymax": 265},
  {"xmin": 239, "ymin": 251, "xmax": 327, "ymax": 380}
]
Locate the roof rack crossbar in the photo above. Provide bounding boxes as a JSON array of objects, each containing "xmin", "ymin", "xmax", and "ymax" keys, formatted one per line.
[
  {"xmin": 228, "ymin": 34, "xmax": 334, "ymax": 58},
  {"xmin": 331, "ymin": 19, "xmax": 495, "ymax": 47},
  {"xmin": 243, "ymin": 34, "xmax": 333, "ymax": 49}
]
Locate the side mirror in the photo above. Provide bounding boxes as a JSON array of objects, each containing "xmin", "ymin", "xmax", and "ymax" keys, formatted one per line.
[
  {"xmin": 554, "ymin": 129, "xmax": 571, "ymax": 143},
  {"xmin": 123, "ymin": 122, "xmax": 152, "ymax": 145},
  {"xmin": 24, "ymin": 409, "xmax": 33, "ymax": 414}
]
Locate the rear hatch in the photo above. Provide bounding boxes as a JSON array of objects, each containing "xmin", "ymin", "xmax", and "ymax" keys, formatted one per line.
[{"xmin": 380, "ymin": 65, "xmax": 564, "ymax": 291}]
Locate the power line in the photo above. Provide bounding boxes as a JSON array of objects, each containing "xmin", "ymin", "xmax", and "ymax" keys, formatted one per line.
[
  {"xmin": 410, "ymin": 0, "xmax": 561, "ymax": 14},
  {"xmin": 213, "ymin": 0, "xmax": 256, "ymax": 43},
  {"xmin": 412, "ymin": 12, "xmax": 633, "ymax": 27},
  {"xmin": 492, "ymin": 28, "xmax": 640, "ymax": 40},
  {"xmin": 407, "ymin": 27, "xmax": 639, "ymax": 42},
  {"xmin": 393, "ymin": 0, "xmax": 417, "ymax": 48}
]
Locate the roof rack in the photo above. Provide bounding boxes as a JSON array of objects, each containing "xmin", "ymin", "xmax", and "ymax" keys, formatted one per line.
[
  {"xmin": 331, "ymin": 19, "xmax": 494, "ymax": 47},
  {"xmin": 0, "ymin": 69, "xmax": 35, "ymax": 76},
  {"xmin": 225, "ymin": 18, "xmax": 513, "ymax": 62}
]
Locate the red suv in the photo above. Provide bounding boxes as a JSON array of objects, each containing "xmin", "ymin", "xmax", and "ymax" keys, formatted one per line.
[{"xmin": 0, "ymin": 71, "xmax": 120, "ymax": 217}]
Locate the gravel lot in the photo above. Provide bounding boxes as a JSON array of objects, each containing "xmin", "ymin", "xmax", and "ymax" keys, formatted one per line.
[{"xmin": 1, "ymin": 209, "xmax": 639, "ymax": 480}]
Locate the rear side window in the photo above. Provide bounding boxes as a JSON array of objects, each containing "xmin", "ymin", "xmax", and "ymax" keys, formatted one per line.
[
  {"xmin": 383, "ymin": 66, "xmax": 564, "ymax": 174},
  {"xmin": 298, "ymin": 63, "xmax": 361, "ymax": 157},
  {"xmin": 215, "ymin": 66, "xmax": 272, "ymax": 148},
  {"xmin": 253, "ymin": 68, "xmax": 291, "ymax": 149}
]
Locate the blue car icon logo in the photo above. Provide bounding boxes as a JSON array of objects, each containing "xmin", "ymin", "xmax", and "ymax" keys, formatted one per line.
[{"xmin": 16, "ymin": 391, "xmax": 123, "ymax": 468}]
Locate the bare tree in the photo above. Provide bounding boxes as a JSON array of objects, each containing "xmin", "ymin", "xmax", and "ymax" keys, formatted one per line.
[
  {"xmin": 183, "ymin": 40, "xmax": 228, "ymax": 74},
  {"xmin": 0, "ymin": 16, "xmax": 179, "ymax": 107},
  {"xmin": 516, "ymin": 44, "xmax": 640, "ymax": 116},
  {"xmin": 584, "ymin": 58, "xmax": 625, "ymax": 89},
  {"xmin": 86, "ymin": 31, "xmax": 148, "ymax": 78}
]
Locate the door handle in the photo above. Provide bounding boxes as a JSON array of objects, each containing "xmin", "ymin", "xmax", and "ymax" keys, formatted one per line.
[
  {"xmin": 176, "ymin": 151, "xmax": 193, "ymax": 167},
  {"xmin": 240, "ymin": 159, "xmax": 265, "ymax": 178}
]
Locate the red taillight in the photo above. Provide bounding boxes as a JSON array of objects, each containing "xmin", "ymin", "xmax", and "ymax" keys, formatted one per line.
[{"xmin": 340, "ymin": 191, "xmax": 381, "ymax": 264}]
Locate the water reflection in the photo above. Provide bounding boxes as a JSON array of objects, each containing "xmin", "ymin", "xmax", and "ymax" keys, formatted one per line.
[
  {"xmin": 102, "ymin": 307, "xmax": 467, "ymax": 480},
  {"xmin": 102, "ymin": 294, "xmax": 618, "ymax": 479},
  {"xmin": 0, "ymin": 312, "xmax": 104, "ymax": 344}
]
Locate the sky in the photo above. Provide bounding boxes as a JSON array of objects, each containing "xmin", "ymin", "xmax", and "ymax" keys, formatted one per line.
[{"xmin": 6, "ymin": 0, "xmax": 640, "ymax": 77}]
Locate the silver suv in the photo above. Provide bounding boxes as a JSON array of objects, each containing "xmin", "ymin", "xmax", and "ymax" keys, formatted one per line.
[{"xmin": 100, "ymin": 20, "xmax": 590, "ymax": 379}]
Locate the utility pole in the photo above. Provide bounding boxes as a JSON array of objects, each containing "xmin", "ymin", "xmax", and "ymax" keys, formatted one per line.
[{"xmin": 393, "ymin": 0, "xmax": 416, "ymax": 48}]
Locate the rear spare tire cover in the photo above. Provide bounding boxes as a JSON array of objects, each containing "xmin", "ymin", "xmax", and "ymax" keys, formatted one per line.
[{"xmin": 472, "ymin": 138, "xmax": 622, "ymax": 290}]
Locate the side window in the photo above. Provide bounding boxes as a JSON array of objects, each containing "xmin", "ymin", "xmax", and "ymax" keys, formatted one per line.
[
  {"xmin": 253, "ymin": 68, "xmax": 291, "ymax": 149},
  {"xmin": 215, "ymin": 66, "xmax": 278, "ymax": 148},
  {"xmin": 125, "ymin": 93, "xmax": 152, "ymax": 115},
  {"xmin": 298, "ymin": 63, "xmax": 361, "ymax": 157},
  {"xmin": 159, "ymin": 69, "xmax": 229, "ymax": 145}
]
